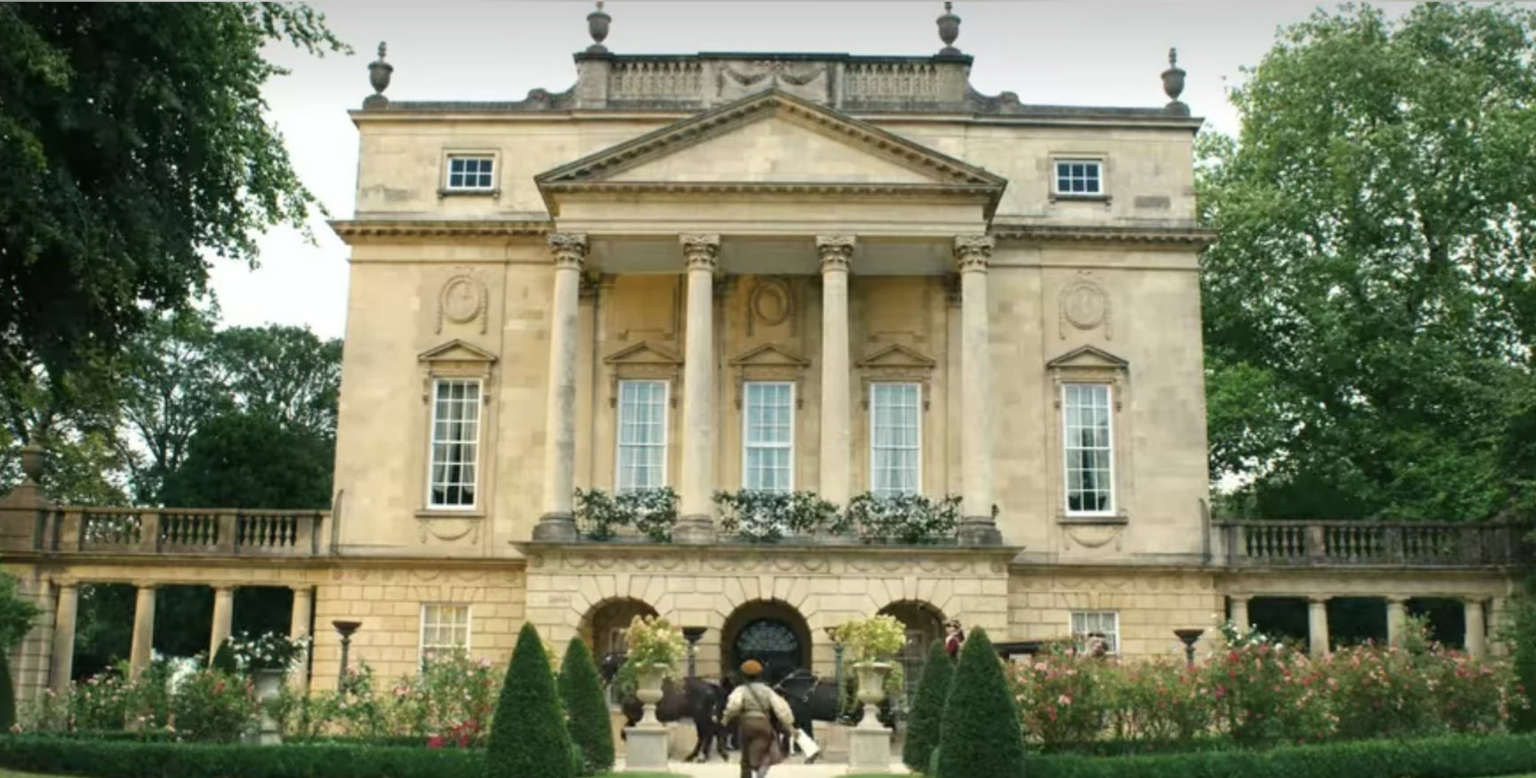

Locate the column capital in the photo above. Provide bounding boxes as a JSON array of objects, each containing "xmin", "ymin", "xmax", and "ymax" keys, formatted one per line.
[
  {"xmin": 953, "ymin": 234, "xmax": 995, "ymax": 273},
  {"xmin": 1463, "ymin": 596, "xmax": 1488, "ymax": 606},
  {"xmin": 815, "ymin": 235, "xmax": 856, "ymax": 272},
  {"xmin": 1385, "ymin": 594, "xmax": 1411, "ymax": 605},
  {"xmin": 133, "ymin": 581, "xmax": 160, "ymax": 592},
  {"xmin": 548, "ymin": 232, "xmax": 589, "ymax": 269},
  {"xmin": 53, "ymin": 579, "xmax": 79, "ymax": 592},
  {"xmin": 289, "ymin": 584, "xmax": 314, "ymax": 596},
  {"xmin": 1307, "ymin": 595, "xmax": 1331, "ymax": 606},
  {"xmin": 213, "ymin": 584, "xmax": 237, "ymax": 594},
  {"xmin": 680, "ymin": 234, "xmax": 720, "ymax": 271}
]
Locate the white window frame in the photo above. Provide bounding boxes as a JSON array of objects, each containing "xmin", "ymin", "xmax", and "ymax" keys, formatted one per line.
[
  {"xmin": 615, "ymin": 379, "xmax": 670, "ymax": 493},
  {"xmin": 1052, "ymin": 157, "xmax": 1106, "ymax": 198},
  {"xmin": 443, "ymin": 153, "xmax": 497, "ymax": 192},
  {"xmin": 1061, "ymin": 383, "xmax": 1116, "ymax": 517},
  {"xmin": 1070, "ymin": 611, "xmax": 1120, "ymax": 655},
  {"xmin": 741, "ymin": 381, "xmax": 795, "ymax": 493},
  {"xmin": 425, "ymin": 378, "xmax": 483, "ymax": 510},
  {"xmin": 419, "ymin": 603, "xmax": 472, "ymax": 664},
  {"xmin": 868, "ymin": 382, "xmax": 923, "ymax": 497}
]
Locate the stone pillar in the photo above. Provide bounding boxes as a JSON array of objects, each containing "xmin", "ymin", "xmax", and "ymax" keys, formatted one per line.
[
  {"xmin": 533, "ymin": 232, "xmax": 588, "ymax": 542},
  {"xmin": 209, "ymin": 585, "xmax": 235, "ymax": 660},
  {"xmin": 49, "ymin": 582, "xmax": 79, "ymax": 693},
  {"xmin": 129, "ymin": 583, "xmax": 157, "ymax": 681},
  {"xmin": 1307, "ymin": 596, "xmax": 1330, "ymax": 657},
  {"xmin": 1228, "ymin": 595, "xmax": 1251, "ymax": 634},
  {"xmin": 1489, "ymin": 596, "xmax": 1510, "ymax": 657},
  {"xmin": 289, "ymin": 586, "xmax": 314, "ymax": 692},
  {"xmin": 816, "ymin": 235, "xmax": 855, "ymax": 508},
  {"xmin": 1386, "ymin": 596, "xmax": 1410, "ymax": 648},
  {"xmin": 955, "ymin": 235, "xmax": 1000, "ymax": 545},
  {"xmin": 1464, "ymin": 597, "xmax": 1488, "ymax": 658},
  {"xmin": 675, "ymin": 234, "xmax": 721, "ymax": 544}
]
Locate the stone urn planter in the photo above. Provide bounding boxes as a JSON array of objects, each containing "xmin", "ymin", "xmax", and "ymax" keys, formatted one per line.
[
  {"xmin": 854, "ymin": 662, "xmax": 892, "ymax": 730},
  {"xmin": 635, "ymin": 663, "xmax": 669, "ymax": 727},
  {"xmin": 253, "ymin": 669, "xmax": 285, "ymax": 745}
]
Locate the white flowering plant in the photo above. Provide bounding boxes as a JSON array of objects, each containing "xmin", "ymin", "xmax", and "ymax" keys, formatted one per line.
[{"xmin": 227, "ymin": 631, "xmax": 311, "ymax": 673}]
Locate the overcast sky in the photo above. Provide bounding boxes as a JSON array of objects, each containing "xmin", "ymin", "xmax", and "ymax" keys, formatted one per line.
[{"xmin": 212, "ymin": 0, "xmax": 1409, "ymax": 340}]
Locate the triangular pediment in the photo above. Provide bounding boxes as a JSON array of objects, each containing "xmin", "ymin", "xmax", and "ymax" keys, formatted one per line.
[
  {"xmin": 418, "ymin": 339, "xmax": 498, "ymax": 364},
  {"xmin": 603, "ymin": 341, "xmax": 683, "ymax": 367},
  {"xmin": 729, "ymin": 343, "xmax": 811, "ymax": 368},
  {"xmin": 856, "ymin": 343, "xmax": 936, "ymax": 370},
  {"xmin": 537, "ymin": 90, "xmax": 1007, "ymax": 203},
  {"xmin": 1046, "ymin": 345, "xmax": 1128, "ymax": 370}
]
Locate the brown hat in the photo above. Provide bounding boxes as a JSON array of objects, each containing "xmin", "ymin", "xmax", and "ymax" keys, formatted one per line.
[{"xmin": 740, "ymin": 659, "xmax": 763, "ymax": 677}]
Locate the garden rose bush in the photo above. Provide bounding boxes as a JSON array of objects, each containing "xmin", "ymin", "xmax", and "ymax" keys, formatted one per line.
[{"xmin": 1005, "ymin": 620, "xmax": 1522, "ymax": 752}]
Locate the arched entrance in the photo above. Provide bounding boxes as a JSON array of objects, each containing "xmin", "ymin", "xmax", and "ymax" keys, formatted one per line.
[
  {"xmin": 581, "ymin": 598, "xmax": 658, "ymax": 702},
  {"xmin": 878, "ymin": 601, "xmax": 946, "ymax": 709},
  {"xmin": 721, "ymin": 600, "xmax": 811, "ymax": 684}
]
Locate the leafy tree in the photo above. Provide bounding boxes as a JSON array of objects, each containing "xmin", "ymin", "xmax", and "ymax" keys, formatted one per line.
[
  {"xmin": 1199, "ymin": 3, "xmax": 1536, "ymax": 522},
  {"xmin": 209, "ymin": 325, "xmax": 342, "ymax": 438},
  {"xmin": 487, "ymin": 623, "xmax": 574, "ymax": 778},
  {"xmin": 159, "ymin": 411, "xmax": 333, "ymax": 511},
  {"xmin": 0, "ymin": 3, "xmax": 346, "ymax": 423},
  {"xmin": 936, "ymin": 627, "xmax": 1025, "ymax": 778},
  {"xmin": 902, "ymin": 639, "xmax": 953, "ymax": 772},
  {"xmin": 558, "ymin": 637, "xmax": 615, "ymax": 775}
]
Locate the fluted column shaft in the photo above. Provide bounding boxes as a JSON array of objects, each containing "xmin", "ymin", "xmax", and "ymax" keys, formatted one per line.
[
  {"xmin": 675, "ymin": 234, "xmax": 721, "ymax": 544},
  {"xmin": 1228, "ymin": 595, "xmax": 1251, "ymax": 635},
  {"xmin": 1307, "ymin": 597, "xmax": 1330, "ymax": 656},
  {"xmin": 209, "ymin": 585, "xmax": 235, "ymax": 660},
  {"xmin": 289, "ymin": 586, "xmax": 314, "ymax": 692},
  {"xmin": 817, "ymin": 236, "xmax": 855, "ymax": 507},
  {"xmin": 955, "ymin": 235, "xmax": 1000, "ymax": 545},
  {"xmin": 50, "ymin": 583, "xmax": 79, "ymax": 693},
  {"xmin": 533, "ymin": 233, "xmax": 588, "ymax": 542},
  {"xmin": 130, "ymin": 583, "xmax": 157, "ymax": 681},
  {"xmin": 1464, "ymin": 598, "xmax": 1487, "ymax": 658},
  {"xmin": 1386, "ymin": 596, "xmax": 1410, "ymax": 648}
]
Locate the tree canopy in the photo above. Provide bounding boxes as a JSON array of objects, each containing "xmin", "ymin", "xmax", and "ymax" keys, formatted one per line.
[
  {"xmin": 1200, "ymin": 2, "xmax": 1536, "ymax": 522},
  {"xmin": 0, "ymin": 3, "xmax": 346, "ymax": 431}
]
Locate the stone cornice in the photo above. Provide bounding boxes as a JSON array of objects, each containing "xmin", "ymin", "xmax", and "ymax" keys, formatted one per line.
[
  {"xmin": 514, "ymin": 540, "xmax": 1024, "ymax": 560},
  {"xmin": 329, "ymin": 218, "xmax": 552, "ymax": 243},
  {"xmin": 993, "ymin": 224, "xmax": 1216, "ymax": 249}
]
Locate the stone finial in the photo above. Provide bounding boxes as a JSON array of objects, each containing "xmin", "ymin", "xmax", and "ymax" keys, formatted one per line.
[
  {"xmin": 587, "ymin": 2, "xmax": 612, "ymax": 54},
  {"xmin": 364, "ymin": 42, "xmax": 393, "ymax": 110},
  {"xmin": 937, "ymin": 2, "xmax": 962, "ymax": 56},
  {"xmin": 1162, "ymin": 47, "xmax": 1190, "ymax": 117}
]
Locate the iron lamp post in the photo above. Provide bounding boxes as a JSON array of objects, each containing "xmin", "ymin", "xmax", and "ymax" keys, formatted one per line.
[
  {"xmin": 333, "ymin": 620, "xmax": 362, "ymax": 696},
  {"xmin": 682, "ymin": 626, "xmax": 706, "ymax": 678},
  {"xmin": 1174, "ymin": 628, "xmax": 1205, "ymax": 669}
]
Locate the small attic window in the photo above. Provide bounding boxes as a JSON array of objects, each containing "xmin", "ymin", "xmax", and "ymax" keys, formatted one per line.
[
  {"xmin": 1054, "ymin": 159, "xmax": 1103, "ymax": 197},
  {"xmin": 446, "ymin": 155, "xmax": 496, "ymax": 191}
]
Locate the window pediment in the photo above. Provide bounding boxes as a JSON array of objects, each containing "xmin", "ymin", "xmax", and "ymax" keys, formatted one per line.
[
  {"xmin": 604, "ymin": 341, "xmax": 682, "ymax": 407},
  {"xmin": 857, "ymin": 344, "xmax": 936, "ymax": 410},
  {"xmin": 418, "ymin": 340, "xmax": 497, "ymax": 402},
  {"xmin": 730, "ymin": 343, "xmax": 810, "ymax": 409},
  {"xmin": 1046, "ymin": 345, "xmax": 1127, "ymax": 371},
  {"xmin": 1047, "ymin": 346, "xmax": 1128, "ymax": 411}
]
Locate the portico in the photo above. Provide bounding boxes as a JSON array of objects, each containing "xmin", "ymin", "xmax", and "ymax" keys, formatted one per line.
[{"xmin": 529, "ymin": 89, "xmax": 1008, "ymax": 546}]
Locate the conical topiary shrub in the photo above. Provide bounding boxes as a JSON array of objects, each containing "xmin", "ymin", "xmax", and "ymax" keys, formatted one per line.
[
  {"xmin": 901, "ymin": 639, "xmax": 953, "ymax": 772},
  {"xmin": 0, "ymin": 649, "xmax": 15, "ymax": 733},
  {"xmin": 559, "ymin": 637, "xmax": 615, "ymax": 774},
  {"xmin": 936, "ymin": 627, "xmax": 1025, "ymax": 778},
  {"xmin": 487, "ymin": 623, "xmax": 574, "ymax": 778}
]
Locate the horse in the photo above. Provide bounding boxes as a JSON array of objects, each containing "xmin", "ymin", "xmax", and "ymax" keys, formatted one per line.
[
  {"xmin": 773, "ymin": 669, "xmax": 898, "ymax": 763},
  {"xmin": 599, "ymin": 652, "xmax": 732, "ymax": 763}
]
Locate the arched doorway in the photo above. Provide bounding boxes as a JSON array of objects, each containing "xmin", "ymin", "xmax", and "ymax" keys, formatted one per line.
[
  {"xmin": 581, "ymin": 598, "xmax": 659, "ymax": 703},
  {"xmin": 878, "ymin": 601, "xmax": 946, "ymax": 709},
  {"xmin": 721, "ymin": 600, "xmax": 811, "ymax": 684}
]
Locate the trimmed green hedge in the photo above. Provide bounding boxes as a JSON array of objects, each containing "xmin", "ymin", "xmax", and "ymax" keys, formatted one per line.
[
  {"xmin": 486, "ymin": 623, "xmax": 573, "ymax": 778},
  {"xmin": 935, "ymin": 627, "xmax": 1026, "ymax": 778},
  {"xmin": 559, "ymin": 637, "xmax": 615, "ymax": 774},
  {"xmin": 1026, "ymin": 734, "xmax": 1536, "ymax": 778},
  {"xmin": 901, "ymin": 638, "xmax": 952, "ymax": 773},
  {"xmin": 0, "ymin": 738, "xmax": 481, "ymax": 778},
  {"xmin": 0, "ymin": 733, "xmax": 1534, "ymax": 778}
]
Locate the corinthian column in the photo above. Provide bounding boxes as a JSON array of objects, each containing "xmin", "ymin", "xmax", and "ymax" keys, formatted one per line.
[
  {"xmin": 533, "ymin": 232, "xmax": 588, "ymax": 542},
  {"xmin": 817, "ymin": 236, "xmax": 855, "ymax": 508},
  {"xmin": 955, "ymin": 235, "xmax": 1001, "ymax": 546},
  {"xmin": 675, "ymin": 234, "xmax": 721, "ymax": 544}
]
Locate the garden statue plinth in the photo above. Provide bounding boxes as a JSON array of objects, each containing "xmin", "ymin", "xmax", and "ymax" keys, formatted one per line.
[
  {"xmin": 623, "ymin": 726, "xmax": 669, "ymax": 770},
  {"xmin": 848, "ymin": 726, "xmax": 892, "ymax": 772}
]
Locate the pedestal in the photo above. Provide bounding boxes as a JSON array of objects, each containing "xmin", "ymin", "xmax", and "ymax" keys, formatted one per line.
[
  {"xmin": 848, "ymin": 727, "xmax": 892, "ymax": 772},
  {"xmin": 624, "ymin": 726, "xmax": 669, "ymax": 771},
  {"xmin": 254, "ymin": 670, "xmax": 284, "ymax": 745}
]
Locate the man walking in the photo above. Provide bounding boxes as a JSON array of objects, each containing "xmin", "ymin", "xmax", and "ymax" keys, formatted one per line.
[{"xmin": 721, "ymin": 660, "xmax": 796, "ymax": 778}]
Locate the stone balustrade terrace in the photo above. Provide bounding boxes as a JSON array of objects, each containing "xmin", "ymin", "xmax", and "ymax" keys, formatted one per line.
[
  {"xmin": 13, "ymin": 507, "xmax": 328, "ymax": 558},
  {"xmin": 1220, "ymin": 520, "xmax": 1521, "ymax": 569}
]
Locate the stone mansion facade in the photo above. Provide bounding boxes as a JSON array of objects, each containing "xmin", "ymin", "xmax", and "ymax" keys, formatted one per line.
[{"xmin": 0, "ymin": 6, "xmax": 1519, "ymax": 706}]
